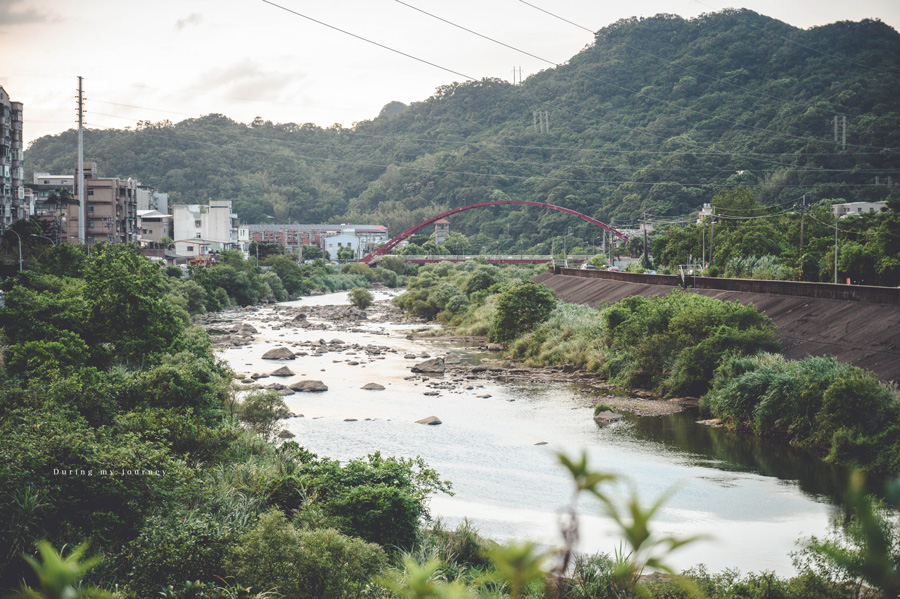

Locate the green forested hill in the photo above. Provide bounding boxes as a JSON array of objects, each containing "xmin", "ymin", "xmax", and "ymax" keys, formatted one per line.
[{"xmin": 25, "ymin": 9, "xmax": 900, "ymax": 252}]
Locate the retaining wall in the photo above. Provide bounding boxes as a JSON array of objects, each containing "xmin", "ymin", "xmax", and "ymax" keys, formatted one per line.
[
  {"xmin": 536, "ymin": 269, "xmax": 900, "ymax": 382},
  {"xmin": 553, "ymin": 267, "xmax": 900, "ymax": 305}
]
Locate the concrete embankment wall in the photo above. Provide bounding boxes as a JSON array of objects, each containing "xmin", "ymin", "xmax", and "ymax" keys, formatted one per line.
[{"xmin": 533, "ymin": 268, "xmax": 900, "ymax": 382}]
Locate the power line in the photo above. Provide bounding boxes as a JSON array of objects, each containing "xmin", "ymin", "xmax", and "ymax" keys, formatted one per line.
[
  {"xmin": 79, "ymin": 122, "xmax": 891, "ymax": 190},
  {"xmin": 258, "ymin": 0, "xmax": 476, "ymax": 82}
]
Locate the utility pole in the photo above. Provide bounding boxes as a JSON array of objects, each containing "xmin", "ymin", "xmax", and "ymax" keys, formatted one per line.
[
  {"xmin": 77, "ymin": 76, "xmax": 86, "ymax": 244},
  {"xmin": 641, "ymin": 212, "xmax": 648, "ymax": 268},
  {"xmin": 842, "ymin": 115, "xmax": 847, "ymax": 151},
  {"xmin": 533, "ymin": 111, "xmax": 548, "ymax": 133},
  {"xmin": 709, "ymin": 206, "xmax": 715, "ymax": 269},
  {"xmin": 702, "ymin": 227, "xmax": 705, "ymax": 266},
  {"xmin": 798, "ymin": 195, "xmax": 806, "ymax": 279},
  {"xmin": 512, "ymin": 67, "xmax": 522, "ymax": 84},
  {"xmin": 834, "ymin": 215, "xmax": 839, "ymax": 284},
  {"xmin": 834, "ymin": 115, "xmax": 839, "ymax": 146},
  {"xmin": 608, "ymin": 229, "xmax": 613, "ymax": 265}
]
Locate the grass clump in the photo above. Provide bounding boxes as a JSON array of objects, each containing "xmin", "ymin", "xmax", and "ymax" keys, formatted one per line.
[{"xmin": 593, "ymin": 403, "xmax": 614, "ymax": 416}]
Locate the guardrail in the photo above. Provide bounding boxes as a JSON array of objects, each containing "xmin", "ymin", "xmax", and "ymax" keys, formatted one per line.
[{"xmin": 552, "ymin": 266, "xmax": 900, "ymax": 305}]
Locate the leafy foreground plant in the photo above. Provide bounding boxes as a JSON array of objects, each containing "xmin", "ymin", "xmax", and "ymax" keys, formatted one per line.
[
  {"xmin": 380, "ymin": 452, "xmax": 700, "ymax": 598},
  {"xmin": 12, "ymin": 541, "xmax": 117, "ymax": 599},
  {"xmin": 800, "ymin": 471, "xmax": 900, "ymax": 599}
]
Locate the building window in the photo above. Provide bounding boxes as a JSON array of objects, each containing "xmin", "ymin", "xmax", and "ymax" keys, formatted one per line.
[
  {"xmin": 187, "ymin": 245, "xmax": 195, "ymax": 252},
  {"xmin": 87, "ymin": 206, "xmax": 94, "ymax": 212},
  {"xmin": 87, "ymin": 189, "xmax": 94, "ymax": 196},
  {"xmin": 194, "ymin": 220, "xmax": 201, "ymax": 227},
  {"xmin": 196, "ymin": 233, "xmax": 202, "ymax": 238}
]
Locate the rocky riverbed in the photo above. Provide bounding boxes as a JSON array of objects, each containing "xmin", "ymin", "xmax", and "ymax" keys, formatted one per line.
[{"xmin": 197, "ymin": 296, "xmax": 694, "ymax": 418}]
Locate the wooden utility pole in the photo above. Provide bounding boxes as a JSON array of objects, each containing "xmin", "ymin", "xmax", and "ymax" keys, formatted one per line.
[{"xmin": 709, "ymin": 206, "xmax": 715, "ymax": 268}]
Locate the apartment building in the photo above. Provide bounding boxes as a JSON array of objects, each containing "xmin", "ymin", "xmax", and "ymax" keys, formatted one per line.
[
  {"xmin": 66, "ymin": 162, "xmax": 138, "ymax": 245},
  {"xmin": 0, "ymin": 86, "xmax": 25, "ymax": 227},
  {"xmin": 172, "ymin": 200, "xmax": 241, "ymax": 258}
]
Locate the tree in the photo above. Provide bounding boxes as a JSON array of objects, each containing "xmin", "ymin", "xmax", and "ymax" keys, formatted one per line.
[
  {"xmin": 489, "ymin": 281, "xmax": 557, "ymax": 344},
  {"xmin": 301, "ymin": 244, "xmax": 323, "ymax": 260},
  {"xmin": 249, "ymin": 241, "xmax": 284, "ymax": 261},
  {"xmin": 337, "ymin": 246, "xmax": 355, "ymax": 261},
  {"xmin": 83, "ymin": 244, "xmax": 184, "ymax": 363},
  {"xmin": 237, "ymin": 390, "xmax": 291, "ymax": 440}
]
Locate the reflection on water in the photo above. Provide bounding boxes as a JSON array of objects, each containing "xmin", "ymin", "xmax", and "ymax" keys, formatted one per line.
[{"xmin": 614, "ymin": 411, "xmax": 851, "ymax": 506}]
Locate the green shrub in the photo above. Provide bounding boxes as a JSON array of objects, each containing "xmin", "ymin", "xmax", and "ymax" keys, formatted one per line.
[
  {"xmin": 323, "ymin": 483, "xmax": 423, "ymax": 549},
  {"xmin": 704, "ymin": 353, "xmax": 900, "ymax": 472},
  {"xmin": 348, "ymin": 287, "xmax": 374, "ymax": 309},
  {"xmin": 226, "ymin": 510, "xmax": 386, "ymax": 599}
]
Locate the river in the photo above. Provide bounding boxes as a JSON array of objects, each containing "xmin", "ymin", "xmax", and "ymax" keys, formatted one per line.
[{"xmin": 215, "ymin": 290, "xmax": 846, "ymax": 576}]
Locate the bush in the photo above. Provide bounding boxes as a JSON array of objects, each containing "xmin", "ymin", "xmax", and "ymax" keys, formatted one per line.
[
  {"xmin": 599, "ymin": 290, "xmax": 778, "ymax": 396},
  {"xmin": 349, "ymin": 287, "xmax": 374, "ymax": 309},
  {"xmin": 703, "ymin": 353, "xmax": 900, "ymax": 472},
  {"xmin": 323, "ymin": 483, "xmax": 423, "ymax": 549},
  {"xmin": 488, "ymin": 281, "xmax": 557, "ymax": 344},
  {"xmin": 226, "ymin": 510, "xmax": 386, "ymax": 599}
]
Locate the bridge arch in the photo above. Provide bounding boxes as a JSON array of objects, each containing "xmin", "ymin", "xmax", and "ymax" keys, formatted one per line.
[{"xmin": 361, "ymin": 200, "xmax": 628, "ymax": 263}]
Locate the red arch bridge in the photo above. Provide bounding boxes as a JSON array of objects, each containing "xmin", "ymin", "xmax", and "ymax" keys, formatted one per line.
[{"xmin": 361, "ymin": 200, "xmax": 628, "ymax": 264}]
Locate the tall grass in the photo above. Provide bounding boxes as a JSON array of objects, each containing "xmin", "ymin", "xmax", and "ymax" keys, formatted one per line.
[{"xmin": 508, "ymin": 303, "xmax": 605, "ymax": 371}]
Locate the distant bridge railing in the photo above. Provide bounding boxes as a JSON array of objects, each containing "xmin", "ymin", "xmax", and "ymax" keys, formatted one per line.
[{"xmin": 382, "ymin": 254, "xmax": 596, "ymax": 264}]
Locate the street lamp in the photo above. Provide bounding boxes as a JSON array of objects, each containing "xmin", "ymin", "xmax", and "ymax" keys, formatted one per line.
[
  {"xmin": 31, "ymin": 233, "xmax": 58, "ymax": 246},
  {"xmin": 6, "ymin": 228, "xmax": 23, "ymax": 272}
]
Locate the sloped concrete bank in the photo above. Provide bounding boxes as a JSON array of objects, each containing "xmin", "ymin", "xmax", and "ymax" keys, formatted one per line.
[{"xmin": 533, "ymin": 270, "xmax": 900, "ymax": 382}]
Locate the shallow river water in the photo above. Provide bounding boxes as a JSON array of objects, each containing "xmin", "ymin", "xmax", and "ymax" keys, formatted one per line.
[{"xmin": 217, "ymin": 290, "xmax": 847, "ymax": 576}]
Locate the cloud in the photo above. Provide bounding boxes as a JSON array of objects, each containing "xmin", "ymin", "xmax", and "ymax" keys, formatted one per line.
[
  {"xmin": 175, "ymin": 12, "xmax": 203, "ymax": 31},
  {"xmin": 0, "ymin": 0, "xmax": 58, "ymax": 25},
  {"xmin": 185, "ymin": 60, "xmax": 305, "ymax": 102}
]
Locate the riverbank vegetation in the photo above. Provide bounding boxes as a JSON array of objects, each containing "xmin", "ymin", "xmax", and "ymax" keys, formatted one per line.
[
  {"xmin": 4, "ymin": 249, "xmax": 900, "ymax": 597},
  {"xmin": 704, "ymin": 353, "xmax": 900, "ymax": 473},
  {"xmin": 0, "ymin": 245, "xmax": 448, "ymax": 597}
]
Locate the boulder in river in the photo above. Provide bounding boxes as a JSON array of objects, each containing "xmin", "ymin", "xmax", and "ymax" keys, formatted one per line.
[
  {"xmin": 411, "ymin": 357, "xmax": 445, "ymax": 374},
  {"xmin": 444, "ymin": 353, "xmax": 462, "ymax": 365},
  {"xmin": 237, "ymin": 323, "xmax": 258, "ymax": 335},
  {"xmin": 594, "ymin": 410, "xmax": 624, "ymax": 426},
  {"xmin": 289, "ymin": 380, "xmax": 328, "ymax": 393},
  {"xmin": 362, "ymin": 383, "xmax": 385, "ymax": 390},
  {"xmin": 415, "ymin": 416, "xmax": 442, "ymax": 425},
  {"xmin": 277, "ymin": 429, "xmax": 295, "ymax": 439},
  {"xmin": 262, "ymin": 347, "xmax": 295, "ymax": 360},
  {"xmin": 269, "ymin": 366, "xmax": 295, "ymax": 377}
]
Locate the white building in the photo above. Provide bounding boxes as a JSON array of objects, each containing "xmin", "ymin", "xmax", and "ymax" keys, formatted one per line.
[
  {"xmin": 172, "ymin": 200, "xmax": 241, "ymax": 258},
  {"xmin": 832, "ymin": 201, "xmax": 887, "ymax": 218},
  {"xmin": 323, "ymin": 228, "xmax": 361, "ymax": 259}
]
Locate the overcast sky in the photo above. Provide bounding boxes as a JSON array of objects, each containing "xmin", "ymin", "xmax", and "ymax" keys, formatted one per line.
[{"xmin": 2, "ymin": 0, "xmax": 898, "ymax": 147}]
